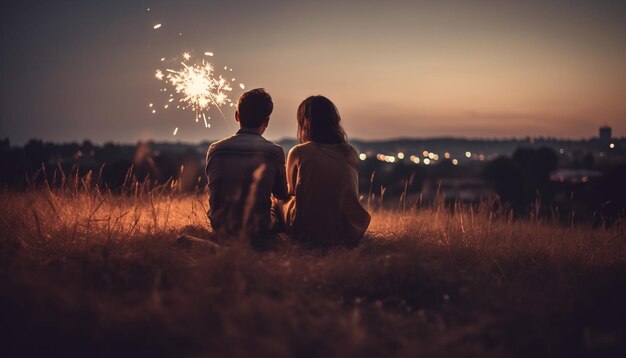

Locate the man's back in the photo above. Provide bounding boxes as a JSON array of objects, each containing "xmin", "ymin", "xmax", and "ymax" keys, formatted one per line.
[{"xmin": 205, "ymin": 128, "xmax": 288, "ymax": 234}]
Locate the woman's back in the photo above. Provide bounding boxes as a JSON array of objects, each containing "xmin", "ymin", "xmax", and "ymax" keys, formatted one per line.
[{"xmin": 286, "ymin": 142, "xmax": 370, "ymax": 245}]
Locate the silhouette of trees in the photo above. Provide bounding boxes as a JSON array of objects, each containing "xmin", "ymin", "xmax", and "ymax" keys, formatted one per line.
[{"xmin": 482, "ymin": 147, "xmax": 558, "ymax": 213}]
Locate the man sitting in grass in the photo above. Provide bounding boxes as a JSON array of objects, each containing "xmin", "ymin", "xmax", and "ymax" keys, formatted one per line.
[{"xmin": 205, "ymin": 88, "xmax": 289, "ymax": 240}]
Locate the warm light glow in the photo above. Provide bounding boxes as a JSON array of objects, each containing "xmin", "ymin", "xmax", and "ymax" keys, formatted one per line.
[
  {"xmin": 465, "ymin": 151, "xmax": 472, "ymax": 158},
  {"xmin": 359, "ymin": 153, "xmax": 367, "ymax": 161},
  {"xmin": 397, "ymin": 152, "xmax": 404, "ymax": 160},
  {"xmin": 183, "ymin": 52, "xmax": 191, "ymax": 61},
  {"xmin": 153, "ymin": 24, "xmax": 162, "ymax": 30},
  {"xmin": 422, "ymin": 150, "xmax": 429, "ymax": 157},
  {"xmin": 609, "ymin": 143, "xmax": 615, "ymax": 149},
  {"xmin": 423, "ymin": 158, "xmax": 431, "ymax": 165},
  {"xmin": 155, "ymin": 69, "xmax": 164, "ymax": 80},
  {"xmin": 173, "ymin": 127, "xmax": 179, "ymax": 135},
  {"xmin": 204, "ymin": 52, "xmax": 214, "ymax": 57},
  {"xmin": 428, "ymin": 152, "xmax": 435, "ymax": 159},
  {"xmin": 452, "ymin": 159, "xmax": 459, "ymax": 165},
  {"xmin": 444, "ymin": 152, "xmax": 450, "ymax": 159}
]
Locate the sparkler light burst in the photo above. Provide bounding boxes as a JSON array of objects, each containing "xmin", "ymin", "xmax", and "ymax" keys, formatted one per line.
[{"xmin": 152, "ymin": 52, "xmax": 244, "ymax": 134}]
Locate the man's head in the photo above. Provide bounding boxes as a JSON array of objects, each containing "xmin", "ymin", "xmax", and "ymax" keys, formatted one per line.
[{"xmin": 236, "ymin": 88, "xmax": 273, "ymax": 132}]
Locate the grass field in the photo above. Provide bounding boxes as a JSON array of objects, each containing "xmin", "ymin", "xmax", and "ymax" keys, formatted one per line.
[{"xmin": 1, "ymin": 184, "xmax": 625, "ymax": 357}]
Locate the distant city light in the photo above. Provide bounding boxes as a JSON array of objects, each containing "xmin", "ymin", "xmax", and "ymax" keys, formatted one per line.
[
  {"xmin": 359, "ymin": 153, "xmax": 367, "ymax": 161},
  {"xmin": 465, "ymin": 151, "xmax": 472, "ymax": 158},
  {"xmin": 479, "ymin": 154, "xmax": 485, "ymax": 161},
  {"xmin": 410, "ymin": 155, "xmax": 420, "ymax": 164},
  {"xmin": 559, "ymin": 148, "xmax": 565, "ymax": 154},
  {"xmin": 376, "ymin": 154, "xmax": 397, "ymax": 163},
  {"xmin": 609, "ymin": 143, "xmax": 615, "ymax": 149},
  {"xmin": 452, "ymin": 159, "xmax": 459, "ymax": 165},
  {"xmin": 428, "ymin": 152, "xmax": 435, "ymax": 159},
  {"xmin": 397, "ymin": 152, "xmax": 404, "ymax": 160},
  {"xmin": 444, "ymin": 152, "xmax": 451, "ymax": 159},
  {"xmin": 423, "ymin": 158, "xmax": 431, "ymax": 165},
  {"xmin": 422, "ymin": 150, "xmax": 429, "ymax": 157},
  {"xmin": 432, "ymin": 154, "xmax": 439, "ymax": 161}
]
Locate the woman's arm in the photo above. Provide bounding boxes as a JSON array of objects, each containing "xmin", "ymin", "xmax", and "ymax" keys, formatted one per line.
[{"xmin": 286, "ymin": 146, "xmax": 300, "ymax": 196}]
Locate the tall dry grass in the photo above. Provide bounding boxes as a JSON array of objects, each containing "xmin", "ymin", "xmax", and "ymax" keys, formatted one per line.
[{"xmin": 1, "ymin": 174, "xmax": 625, "ymax": 356}]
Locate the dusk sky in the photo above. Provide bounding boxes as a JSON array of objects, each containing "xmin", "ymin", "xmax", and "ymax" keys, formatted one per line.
[{"xmin": 1, "ymin": 0, "xmax": 625, "ymax": 144}]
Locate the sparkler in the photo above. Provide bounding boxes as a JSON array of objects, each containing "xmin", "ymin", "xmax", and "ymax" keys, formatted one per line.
[
  {"xmin": 151, "ymin": 51, "xmax": 246, "ymax": 135},
  {"xmin": 146, "ymin": 15, "xmax": 245, "ymax": 135}
]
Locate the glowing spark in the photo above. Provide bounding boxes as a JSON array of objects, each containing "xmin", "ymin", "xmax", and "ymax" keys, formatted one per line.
[
  {"xmin": 152, "ymin": 109, "xmax": 156, "ymax": 114},
  {"xmin": 153, "ymin": 24, "xmax": 162, "ymax": 30},
  {"xmin": 162, "ymin": 59, "xmax": 232, "ymax": 117},
  {"xmin": 151, "ymin": 50, "xmax": 244, "ymax": 133},
  {"xmin": 148, "ymin": 103, "xmax": 153, "ymax": 108}
]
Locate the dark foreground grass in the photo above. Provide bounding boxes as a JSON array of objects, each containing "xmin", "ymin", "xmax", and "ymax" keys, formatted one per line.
[{"xmin": 1, "ymin": 190, "xmax": 625, "ymax": 357}]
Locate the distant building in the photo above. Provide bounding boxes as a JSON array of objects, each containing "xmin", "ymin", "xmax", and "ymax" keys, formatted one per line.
[{"xmin": 599, "ymin": 125, "xmax": 612, "ymax": 143}]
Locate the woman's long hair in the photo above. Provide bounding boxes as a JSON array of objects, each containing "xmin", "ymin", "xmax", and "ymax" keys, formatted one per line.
[{"xmin": 297, "ymin": 96, "xmax": 347, "ymax": 144}]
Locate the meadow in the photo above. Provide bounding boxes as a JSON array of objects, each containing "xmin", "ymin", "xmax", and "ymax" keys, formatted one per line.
[{"xmin": 1, "ymin": 178, "xmax": 625, "ymax": 357}]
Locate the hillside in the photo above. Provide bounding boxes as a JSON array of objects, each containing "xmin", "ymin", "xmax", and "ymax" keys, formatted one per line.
[{"xmin": 1, "ymin": 189, "xmax": 625, "ymax": 356}]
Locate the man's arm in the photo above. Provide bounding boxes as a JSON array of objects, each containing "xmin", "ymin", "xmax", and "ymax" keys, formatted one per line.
[
  {"xmin": 272, "ymin": 147, "xmax": 290, "ymax": 201},
  {"xmin": 205, "ymin": 143, "xmax": 216, "ymax": 179}
]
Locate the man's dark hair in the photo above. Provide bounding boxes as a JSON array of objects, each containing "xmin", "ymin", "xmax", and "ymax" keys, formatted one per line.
[{"xmin": 237, "ymin": 88, "xmax": 273, "ymax": 128}]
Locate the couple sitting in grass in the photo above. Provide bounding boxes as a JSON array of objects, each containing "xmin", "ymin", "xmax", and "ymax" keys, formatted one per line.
[{"xmin": 205, "ymin": 88, "xmax": 370, "ymax": 248}]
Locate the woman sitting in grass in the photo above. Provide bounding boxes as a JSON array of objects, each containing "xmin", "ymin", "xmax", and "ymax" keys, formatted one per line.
[{"xmin": 283, "ymin": 96, "xmax": 371, "ymax": 247}]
